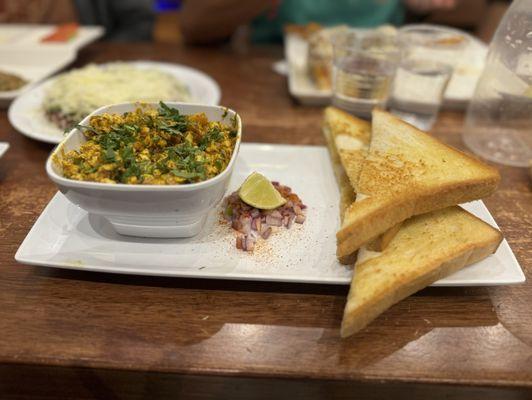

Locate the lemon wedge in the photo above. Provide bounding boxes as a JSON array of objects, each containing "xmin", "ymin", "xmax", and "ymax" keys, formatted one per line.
[{"xmin": 238, "ymin": 172, "xmax": 287, "ymax": 210}]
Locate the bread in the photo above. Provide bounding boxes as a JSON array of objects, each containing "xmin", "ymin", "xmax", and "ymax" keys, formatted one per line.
[
  {"xmin": 322, "ymin": 108, "xmax": 503, "ymax": 338},
  {"xmin": 322, "ymin": 109, "xmax": 503, "ymax": 338},
  {"xmin": 365, "ymin": 222, "xmax": 401, "ymax": 252},
  {"xmin": 323, "ymin": 107, "xmax": 371, "ymax": 191},
  {"xmin": 337, "ymin": 109, "xmax": 501, "ymax": 259},
  {"xmin": 341, "ymin": 206, "xmax": 503, "ymax": 337},
  {"xmin": 323, "ymin": 107, "xmax": 401, "ymax": 254},
  {"xmin": 322, "ymin": 118, "xmax": 356, "ymax": 218}
]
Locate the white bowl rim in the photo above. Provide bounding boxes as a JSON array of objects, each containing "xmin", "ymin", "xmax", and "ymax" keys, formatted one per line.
[{"xmin": 46, "ymin": 101, "xmax": 242, "ymax": 192}]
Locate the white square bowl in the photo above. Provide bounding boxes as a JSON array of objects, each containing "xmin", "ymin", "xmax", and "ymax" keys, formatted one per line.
[{"xmin": 46, "ymin": 102, "xmax": 242, "ymax": 238}]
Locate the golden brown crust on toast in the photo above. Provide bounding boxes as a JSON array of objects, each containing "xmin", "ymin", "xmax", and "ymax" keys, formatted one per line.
[
  {"xmin": 337, "ymin": 175, "xmax": 500, "ymax": 257},
  {"xmin": 323, "ymin": 107, "xmax": 402, "ymax": 254},
  {"xmin": 322, "ymin": 122, "xmax": 356, "ymax": 219},
  {"xmin": 340, "ymin": 206, "xmax": 503, "ymax": 338},
  {"xmin": 336, "ymin": 109, "xmax": 501, "ymax": 258},
  {"xmin": 366, "ymin": 223, "xmax": 402, "ymax": 252},
  {"xmin": 310, "ymin": 64, "xmax": 332, "ymax": 90},
  {"xmin": 323, "ymin": 107, "xmax": 371, "ymax": 191}
]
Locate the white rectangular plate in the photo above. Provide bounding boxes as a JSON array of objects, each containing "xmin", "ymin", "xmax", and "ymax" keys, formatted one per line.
[
  {"xmin": 0, "ymin": 47, "xmax": 75, "ymax": 107},
  {"xmin": 285, "ymin": 26, "xmax": 487, "ymax": 109},
  {"xmin": 0, "ymin": 24, "xmax": 103, "ymax": 107},
  {"xmin": 0, "ymin": 24, "xmax": 103, "ymax": 50},
  {"xmin": 16, "ymin": 143, "xmax": 525, "ymax": 286}
]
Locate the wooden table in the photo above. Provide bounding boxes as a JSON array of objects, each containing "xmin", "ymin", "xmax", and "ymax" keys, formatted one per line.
[{"xmin": 1, "ymin": 43, "xmax": 531, "ymax": 400}]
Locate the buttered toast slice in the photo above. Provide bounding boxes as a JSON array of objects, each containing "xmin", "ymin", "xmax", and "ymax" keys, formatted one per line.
[
  {"xmin": 337, "ymin": 109, "xmax": 500, "ymax": 259},
  {"xmin": 341, "ymin": 206, "xmax": 502, "ymax": 338},
  {"xmin": 323, "ymin": 107, "xmax": 371, "ymax": 192},
  {"xmin": 323, "ymin": 118, "xmax": 356, "ymax": 218},
  {"xmin": 323, "ymin": 106, "xmax": 400, "ymax": 254}
]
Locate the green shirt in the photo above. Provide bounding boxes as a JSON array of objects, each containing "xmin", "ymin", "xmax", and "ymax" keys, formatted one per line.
[{"xmin": 252, "ymin": 0, "xmax": 404, "ymax": 43}]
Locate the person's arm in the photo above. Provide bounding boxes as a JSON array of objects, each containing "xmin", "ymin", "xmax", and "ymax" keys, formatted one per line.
[
  {"xmin": 403, "ymin": 0, "xmax": 456, "ymax": 14},
  {"xmin": 178, "ymin": 0, "xmax": 274, "ymax": 45},
  {"xmin": 422, "ymin": 0, "xmax": 488, "ymax": 31}
]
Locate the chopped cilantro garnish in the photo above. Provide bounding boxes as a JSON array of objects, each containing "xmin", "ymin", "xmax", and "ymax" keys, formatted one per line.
[
  {"xmin": 59, "ymin": 103, "xmax": 236, "ymax": 184},
  {"xmin": 170, "ymin": 170, "xmax": 205, "ymax": 180},
  {"xmin": 199, "ymin": 127, "xmax": 222, "ymax": 150},
  {"xmin": 75, "ymin": 124, "xmax": 99, "ymax": 137},
  {"xmin": 103, "ymin": 147, "xmax": 116, "ymax": 163}
]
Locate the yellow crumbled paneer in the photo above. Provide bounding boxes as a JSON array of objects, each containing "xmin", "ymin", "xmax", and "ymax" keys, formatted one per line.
[{"xmin": 56, "ymin": 103, "xmax": 238, "ymax": 184}]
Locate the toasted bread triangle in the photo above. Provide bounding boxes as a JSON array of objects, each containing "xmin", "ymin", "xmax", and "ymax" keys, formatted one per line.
[
  {"xmin": 336, "ymin": 109, "xmax": 500, "ymax": 258},
  {"xmin": 323, "ymin": 116, "xmax": 356, "ymax": 218},
  {"xmin": 341, "ymin": 206, "xmax": 502, "ymax": 338},
  {"xmin": 323, "ymin": 107, "xmax": 402, "ymax": 255},
  {"xmin": 323, "ymin": 107, "xmax": 371, "ymax": 192}
]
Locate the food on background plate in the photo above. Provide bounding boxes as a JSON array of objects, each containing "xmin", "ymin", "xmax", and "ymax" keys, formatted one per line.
[
  {"xmin": 41, "ymin": 23, "xmax": 79, "ymax": 42},
  {"xmin": 43, "ymin": 63, "xmax": 191, "ymax": 130},
  {"xmin": 284, "ymin": 22, "xmax": 323, "ymax": 39},
  {"xmin": 322, "ymin": 107, "xmax": 503, "ymax": 338},
  {"xmin": 307, "ymin": 25, "xmax": 349, "ymax": 90},
  {"xmin": 56, "ymin": 102, "xmax": 238, "ymax": 184},
  {"xmin": 222, "ymin": 172, "xmax": 306, "ymax": 252},
  {"xmin": 303, "ymin": 24, "xmax": 397, "ymax": 91},
  {"xmin": 0, "ymin": 70, "xmax": 27, "ymax": 91},
  {"xmin": 431, "ymin": 34, "xmax": 466, "ymax": 46}
]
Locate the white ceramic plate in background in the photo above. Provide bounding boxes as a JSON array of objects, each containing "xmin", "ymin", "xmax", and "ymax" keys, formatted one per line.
[
  {"xmin": 8, "ymin": 61, "xmax": 222, "ymax": 144},
  {"xmin": 0, "ymin": 47, "xmax": 76, "ymax": 107},
  {"xmin": 0, "ymin": 24, "xmax": 104, "ymax": 51},
  {"xmin": 0, "ymin": 24, "xmax": 103, "ymax": 107},
  {"xmin": 16, "ymin": 143, "xmax": 525, "ymax": 286},
  {"xmin": 285, "ymin": 24, "xmax": 487, "ymax": 108}
]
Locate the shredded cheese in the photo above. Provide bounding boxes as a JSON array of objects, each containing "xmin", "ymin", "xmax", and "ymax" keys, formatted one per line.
[{"xmin": 43, "ymin": 63, "xmax": 191, "ymax": 123}]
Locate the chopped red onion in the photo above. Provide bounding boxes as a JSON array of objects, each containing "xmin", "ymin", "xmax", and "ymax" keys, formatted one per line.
[
  {"xmin": 241, "ymin": 216, "xmax": 252, "ymax": 234},
  {"xmin": 270, "ymin": 210, "xmax": 282, "ymax": 219},
  {"xmin": 265, "ymin": 215, "xmax": 282, "ymax": 227},
  {"xmin": 261, "ymin": 226, "xmax": 272, "ymax": 239},
  {"xmin": 295, "ymin": 214, "xmax": 306, "ymax": 224},
  {"xmin": 224, "ymin": 180, "xmax": 306, "ymax": 251},
  {"xmin": 232, "ymin": 219, "xmax": 242, "ymax": 231},
  {"xmin": 287, "ymin": 214, "xmax": 294, "ymax": 229},
  {"xmin": 245, "ymin": 235, "xmax": 255, "ymax": 251}
]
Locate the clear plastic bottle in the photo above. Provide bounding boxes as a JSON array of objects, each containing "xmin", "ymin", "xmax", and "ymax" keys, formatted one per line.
[{"xmin": 462, "ymin": 0, "xmax": 532, "ymax": 167}]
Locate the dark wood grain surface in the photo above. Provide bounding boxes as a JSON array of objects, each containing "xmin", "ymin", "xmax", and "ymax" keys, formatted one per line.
[{"xmin": 0, "ymin": 42, "xmax": 531, "ymax": 399}]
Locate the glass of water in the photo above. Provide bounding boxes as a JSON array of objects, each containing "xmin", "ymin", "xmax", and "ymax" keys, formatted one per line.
[
  {"xmin": 389, "ymin": 58, "xmax": 452, "ymax": 131},
  {"xmin": 388, "ymin": 26, "xmax": 462, "ymax": 130},
  {"xmin": 332, "ymin": 30, "xmax": 400, "ymax": 119}
]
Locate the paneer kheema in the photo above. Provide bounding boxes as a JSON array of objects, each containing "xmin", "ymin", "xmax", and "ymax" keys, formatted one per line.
[{"xmin": 57, "ymin": 102, "xmax": 238, "ymax": 184}]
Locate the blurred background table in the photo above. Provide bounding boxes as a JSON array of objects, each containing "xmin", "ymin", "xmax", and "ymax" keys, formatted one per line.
[{"xmin": 0, "ymin": 42, "xmax": 531, "ymax": 400}]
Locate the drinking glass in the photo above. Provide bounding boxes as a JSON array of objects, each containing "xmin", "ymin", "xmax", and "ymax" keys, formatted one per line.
[
  {"xmin": 388, "ymin": 26, "xmax": 461, "ymax": 130},
  {"xmin": 332, "ymin": 30, "xmax": 399, "ymax": 119}
]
